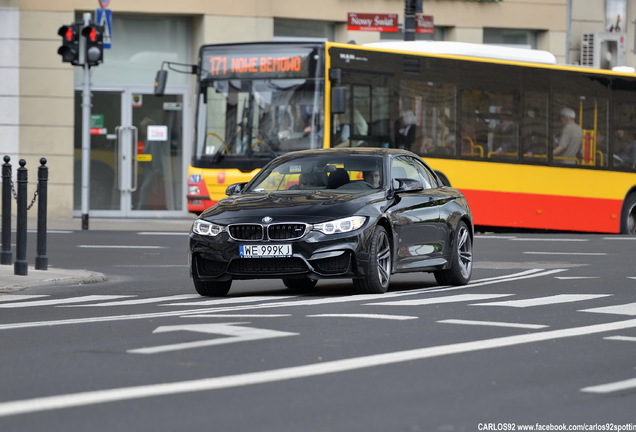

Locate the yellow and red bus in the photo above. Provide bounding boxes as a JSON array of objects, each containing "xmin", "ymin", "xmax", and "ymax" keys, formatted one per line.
[{"xmin": 180, "ymin": 40, "xmax": 636, "ymax": 234}]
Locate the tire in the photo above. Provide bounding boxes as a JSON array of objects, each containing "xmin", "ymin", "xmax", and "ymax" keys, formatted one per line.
[
  {"xmin": 283, "ymin": 278, "xmax": 317, "ymax": 290},
  {"xmin": 434, "ymin": 220, "xmax": 473, "ymax": 286},
  {"xmin": 620, "ymin": 193, "xmax": 636, "ymax": 235},
  {"xmin": 193, "ymin": 279, "xmax": 232, "ymax": 297},
  {"xmin": 353, "ymin": 225, "xmax": 391, "ymax": 294}
]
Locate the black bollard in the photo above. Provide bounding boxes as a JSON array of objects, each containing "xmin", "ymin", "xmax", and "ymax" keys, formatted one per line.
[
  {"xmin": 35, "ymin": 158, "xmax": 48, "ymax": 270},
  {"xmin": 14, "ymin": 159, "xmax": 28, "ymax": 276},
  {"xmin": 1, "ymin": 156, "xmax": 11, "ymax": 265}
]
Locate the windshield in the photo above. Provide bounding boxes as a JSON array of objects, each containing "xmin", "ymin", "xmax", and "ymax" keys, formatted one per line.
[
  {"xmin": 195, "ymin": 78, "xmax": 324, "ymax": 165},
  {"xmin": 246, "ymin": 154, "xmax": 384, "ymax": 193}
]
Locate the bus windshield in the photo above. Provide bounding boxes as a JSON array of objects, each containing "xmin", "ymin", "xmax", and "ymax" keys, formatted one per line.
[
  {"xmin": 193, "ymin": 43, "xmax": 325, "ymax": 171},
  {"xmin": 196, "ymin": 78, "xmax": 323, "ymax": 165}
]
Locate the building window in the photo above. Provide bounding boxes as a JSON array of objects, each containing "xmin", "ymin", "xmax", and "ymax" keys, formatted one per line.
[
  {"xmin": 606, "ymin": 0, "xmax": 626, "ymax": 32},
  {"xmin": 274, "ymin": 19, "xmax": 334, "ymax": 41},
  {"xmin": 483, "ymin": 28, "xmax": 538, "ymax": 49}
]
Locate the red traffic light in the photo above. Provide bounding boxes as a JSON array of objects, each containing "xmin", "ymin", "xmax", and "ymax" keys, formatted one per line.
[
  {"xmin": 64, "ymin": 27, "xmax": 75, "ymax": 42},
  {"xmin": 86, "ymin": 27, "xmax": 99, "ymax": 42},
  {"xmin": 57, "ymin": 23, "xmax": 81, "ymax": 65}
]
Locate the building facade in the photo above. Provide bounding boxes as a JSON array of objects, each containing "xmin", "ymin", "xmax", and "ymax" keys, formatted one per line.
[{"xmin": 0, "ymin": 0, "xmax": 626, "ymax": 219}]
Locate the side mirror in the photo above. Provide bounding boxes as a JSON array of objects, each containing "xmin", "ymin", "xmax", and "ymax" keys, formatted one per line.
[
  {"xmin": 225, "ymin": 182, "xmax": 247, "ymax": 196},
  {"xmin": 154, "ymin": 69, "xmax": 167, "ymax": 96},
  {"xmin": 331, "ymin": 87, "xmax": 346, "ymax": 114},
  {"xmin": 393, "ymin": 178, "xmax": 424, "ymax": 193}
]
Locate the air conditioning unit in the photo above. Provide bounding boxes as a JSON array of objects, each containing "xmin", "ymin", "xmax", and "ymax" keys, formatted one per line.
[{"xmin": 581, "ymin": 32, "xmax": 626, "ymax": 69}]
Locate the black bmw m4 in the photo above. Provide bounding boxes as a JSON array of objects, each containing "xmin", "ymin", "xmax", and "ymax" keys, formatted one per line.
[{"xmin": 189, "ymin": 148, "xmax": 473, "ymax": 296}]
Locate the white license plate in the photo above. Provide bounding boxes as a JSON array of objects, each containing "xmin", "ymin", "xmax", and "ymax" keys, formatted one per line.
[{"xmin": 239, "ymin": 244, "xmax": 292, "ymax": 258}]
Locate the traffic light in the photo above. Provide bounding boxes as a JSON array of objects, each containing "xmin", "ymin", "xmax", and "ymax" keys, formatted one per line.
[
  {"xmin": 57, "ymin": 23, "xmax": 81, "ymax": 65},
  {"xmin": 81, "ymin": 23, "xmax": 104, "ymax": 67}
]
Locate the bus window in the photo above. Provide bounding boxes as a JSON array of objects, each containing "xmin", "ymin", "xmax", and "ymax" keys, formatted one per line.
[
  {"xmin": 521, "ymin": 91, "xmax": 549, "ymax": 162},
  {"xmin": 611, "ymin": 86, "xmax": 636, "ymax": 171}
]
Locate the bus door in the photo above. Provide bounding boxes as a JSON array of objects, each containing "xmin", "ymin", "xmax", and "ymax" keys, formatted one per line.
[{"xmin": 74, "ymin": 89, "xmax": 186, "ymax": 216}]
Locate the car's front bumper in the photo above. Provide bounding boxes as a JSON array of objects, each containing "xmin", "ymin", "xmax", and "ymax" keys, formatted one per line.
[{"xmin": 189, "ymin": 227, "xmax": 374, "ymax": 282}]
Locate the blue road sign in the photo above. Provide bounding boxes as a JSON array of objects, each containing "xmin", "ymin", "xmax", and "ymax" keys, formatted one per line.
[{"xmin": 96, "ymin": 8, "xmax": 112, "ymax": 49}]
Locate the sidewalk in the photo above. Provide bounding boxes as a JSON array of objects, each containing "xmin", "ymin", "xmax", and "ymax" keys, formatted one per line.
[{"xmin": 0, "ymin": 216, "xmax": 196, "ymax": 293}]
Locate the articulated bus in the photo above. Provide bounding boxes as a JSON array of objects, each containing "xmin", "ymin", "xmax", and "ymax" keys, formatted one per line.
[{"xmin": 170, "ymin": 40, "xmax": 636, "ymax": 234}]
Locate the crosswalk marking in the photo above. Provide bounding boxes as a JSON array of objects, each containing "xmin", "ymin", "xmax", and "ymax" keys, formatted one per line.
[
  {"xmin": 0, "ymin": 295, "xmax": 133, "ymax": 308},
  {"xmin": 365, "ymin": 293, "xmax": 513, "ymax": 307},
  {"xmin": 475, "ymin": 294, "xmax": 611, "ymax": 308},
  {"xmin": 579, "ymin": 302, "xmax": 636, "ymax": 316},
  {"xmin": 438, "ymin": 319, "xmax": 548, "ymax": 329},
  {"xmin": 164, "ymin": 296, "xmax": 298, "ymax": 307}
]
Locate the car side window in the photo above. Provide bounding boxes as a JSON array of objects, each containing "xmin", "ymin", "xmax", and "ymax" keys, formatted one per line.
[
  {"xmin": 391, "ymin": 158, "xmax": 417, "ymax": 182},
  {"xmin": 412, "ymin": 159, "xmax": 439, "ymax": 189}
]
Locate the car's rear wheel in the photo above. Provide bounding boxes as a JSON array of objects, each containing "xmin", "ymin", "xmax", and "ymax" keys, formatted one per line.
[
  {"xmin": 283, "ymin": 278, "xmax": 317, "ymax": 290},
  {"xmin": 193, "ymin": 279, "xmax": 232, "ymax": 297},
  {"xmin": 353, "ymin": 225, "xmax": 391, "ymax": 294},
  {"xmin": 434, "ymin": 220, "xmax": 473, "ymax": 286}
]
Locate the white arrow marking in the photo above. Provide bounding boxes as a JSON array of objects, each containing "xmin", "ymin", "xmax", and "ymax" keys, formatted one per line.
[{"xmin": 128, "ymin": 322, "xmax": 298, "ymax": 354}]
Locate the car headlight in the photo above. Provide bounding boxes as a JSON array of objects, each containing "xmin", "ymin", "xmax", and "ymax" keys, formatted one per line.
[
  {"xmin": 313, "ymin": 216, "xmax": 367, "ymax": 235},
  {"xmin": 192, "ymin": 220, "xmax": 225, "ymax": 236}
]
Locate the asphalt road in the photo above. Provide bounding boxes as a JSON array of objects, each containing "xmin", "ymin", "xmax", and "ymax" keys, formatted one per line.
[{"xmin": 1, "ymin": 226, "xmax": 635, "ymax": 432}]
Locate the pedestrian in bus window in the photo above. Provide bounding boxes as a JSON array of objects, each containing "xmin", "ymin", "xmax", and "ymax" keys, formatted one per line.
[
  {"xmin": 493, "ymin": 119, "xmax": 518, "ymax": 155},
  {"xmin": 553, "ymin": 107, "xmax": 583, "ymax": 164},
  {"xmin": 613, "ymin": 128, "xmax": 636, "ymax": 170},
  {"xmin": 396, "ymin": 111, "xmax": 417, "ymax": 150}
]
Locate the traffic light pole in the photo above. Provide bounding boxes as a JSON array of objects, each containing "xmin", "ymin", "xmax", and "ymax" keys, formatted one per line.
[{"xmin": 80, "ymin": 12, "xmax": 91, "ymax": 230}]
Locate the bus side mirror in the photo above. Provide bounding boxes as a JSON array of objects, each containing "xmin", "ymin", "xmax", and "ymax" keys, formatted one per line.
[
  {"xmin": 154, "ymin": 69, "xmax": 168, "ymax": 96},
  {"xmin": 331, "ymin": 87, "xmax": 346, "ymax": 114}
]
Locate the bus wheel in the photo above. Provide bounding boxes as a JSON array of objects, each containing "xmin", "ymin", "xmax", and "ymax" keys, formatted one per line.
[
  {"xmin": 434, "ymin": 221, "xmax": 473, "ymax": 286},
  {"xmin": 193, "ymin": 279, "xmax": 231, "ymax": 297},
  {"xmin": 621, "ymin": 194, "xmax": 636, "ymax": 235}
]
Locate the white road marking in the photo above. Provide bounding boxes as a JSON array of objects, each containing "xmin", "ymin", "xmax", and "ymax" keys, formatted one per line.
[
  {"xmin": 186, "ymin": 314, "xmax": 292, "ymax": 318},
  {"xmin": 78, "ymin": 245, "xmax": 166, "ymax": 249},
  {"xmin": 523, "ymin": 252, "xmax": 606, "ymax": 256},
  {"xmin": 581, "ymin": 378, "xmax": 636, "ymax": 394},
  {"xmin": 0, "ymin": 269, "xmax": 568, "ymax": 330},
  {"xmin": 603, "ymin": 237, "xmax": 636, "ymax": 241},
  {"xmin": 164, "ymin": 296, "xmax": 298, "ymax": 307},
  {"xmin": 438, "ymin": 319, "xmax": 548, "ymax": 329},
  {"xmin": 0, "ymin": 295, "xmax": 48, "ymax": 303},
  {"xmin": 2, "ymin": 318, "xmax": 636, "ymax": 417},
  {"xmin": 366, "ymin": 293, "xmax": 513, "ymax": 307},
  {"xmin": 511, "ymin": 238, "xmax": 588, "ymax": 242},
  {"xmin": 0, "ymin": 295, "xmax": 134, "ymax": 308},
  {"xmin": 138, "ymin": 232, "xmax": 187, "ymax": 236},
  {"xmin": 65, "ymin": 295, "xmax": 201, "ymax": 307},
  {"xmin": 604, "ymin": 335, "xmax": 636, "ymax": 342},
  {"xmin": 580, "ymin": 302, "xmax": 636, "ymax": 316},
  {"xmin": 307, "ymin": 314, "xmax": 418, "ymax": 320},
  {"xmin": 475, "ymin": 294, "xmax": 611, "ymax": 308},
  {"xmin": 554, "ymin": 277, "xmax": 600, "ymax": 280},
  {"xmin": 128, "ymin": 323, "xmax": 298, "ymax": 354}
]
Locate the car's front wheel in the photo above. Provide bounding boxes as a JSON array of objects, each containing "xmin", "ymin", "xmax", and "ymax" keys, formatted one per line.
[
  {"xmin": 434, "ymin": 220, "xmax": 473, "ymax": 286},
  {"xmin": 353, "ymin": 225, "xmax": 391, "ymax": 294},
  {"xmin": 193, "ymin": 279, "xmax": 232, "ymax": 297}
]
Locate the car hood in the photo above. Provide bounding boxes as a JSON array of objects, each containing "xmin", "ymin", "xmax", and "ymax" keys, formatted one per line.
[{"xmin": 200, "ymin": 190, "xmax": 384, "ymax": 224}]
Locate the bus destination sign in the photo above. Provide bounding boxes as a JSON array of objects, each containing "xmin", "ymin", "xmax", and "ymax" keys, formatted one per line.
[{"xmin": 202, "ymin": 50, "xmax": 313, "ymax": 79}]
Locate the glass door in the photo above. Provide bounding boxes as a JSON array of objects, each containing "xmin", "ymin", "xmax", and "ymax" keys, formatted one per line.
[{"xmin": 74, "ymin": 89, "xmax": 185, "ymax": 216}]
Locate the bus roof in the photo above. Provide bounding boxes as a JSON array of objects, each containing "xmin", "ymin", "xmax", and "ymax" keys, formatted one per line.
[{"xmin": 364, "ymin": 41, "xmax": 557, "ymax": 65}]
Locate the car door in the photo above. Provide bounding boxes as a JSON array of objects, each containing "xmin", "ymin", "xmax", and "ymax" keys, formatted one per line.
[{"xmin": 388, "ymin": 156, "xmax": 450, "ymax": 271}]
